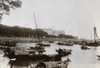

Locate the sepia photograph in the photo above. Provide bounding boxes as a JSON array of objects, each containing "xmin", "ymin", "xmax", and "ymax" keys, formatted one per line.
[{"xmin": 0, "ymin": 0, "xmax": 100, "ymax": 68}]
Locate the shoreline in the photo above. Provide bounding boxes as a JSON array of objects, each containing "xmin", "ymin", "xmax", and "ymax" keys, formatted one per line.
[{"xmin": 0, "ymin": 37, "xmax": 77, "ymax": 42}]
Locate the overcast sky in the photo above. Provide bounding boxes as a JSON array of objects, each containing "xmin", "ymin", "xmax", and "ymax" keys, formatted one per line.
[{"xmin": 1, "ymin": 0, "xmax": 100, "ymax": 39}]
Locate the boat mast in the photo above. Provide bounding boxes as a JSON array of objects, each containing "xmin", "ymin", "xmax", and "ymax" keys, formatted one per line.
[
  {"xmin": 33, "ymin": 12, "xmax": 40, "ymax": 43},
  {"xmin": 93, "ymin": 27, "xmax": 100, "ymax": 41}
]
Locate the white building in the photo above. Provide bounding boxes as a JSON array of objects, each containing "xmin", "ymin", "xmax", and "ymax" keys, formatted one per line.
[{"xmin": 42, "ymin": 29, "xmax": 65, "ymax": 36}]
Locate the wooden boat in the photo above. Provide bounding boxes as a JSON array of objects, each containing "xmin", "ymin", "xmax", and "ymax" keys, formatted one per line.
[
  {"xmin": 0, "ymin": 40, "xmax": 5, "ymax": 45},
  {"xmin": 57, "ymin": 41, "xmax": 73, "ymax": 46},
  {"xmin": 0, "ymin": 40, "xmax": 16, "ymax": 51},
  {"xmin": 57, "ymin": 41, "xmax": 66, "ymax": 45},
  {"xmin": 97, "ymin": 55, "xmax": 100, "ymax": 60},
  {"xmin": 3, "ymin": 13, "xmax": 50, "ymax": 59},
  {"xmin": 66, "ymin": 42, "xmax": 74, "ymax": 46},
  {"xmin": 49, "ymin": 40, "xmax": 54, "ymax": 43},
  {"xmin": 85, "ymin": 41, "xmax": 99, "ymax": 46},
  {"xmin": 56, "ymin": 48, "xmax": 72, "ymax": 56},
  {"xmin": 8, "ymin": 55, "xmax": 70, "ymax": 68},
  {"xmin": 97, "ymin": 55, "xmax": 100, "ymax": 57},
  {"xmin": 0, "ymin": 40, "xmax": 16, "ymax": 47},
  {"xmin": 36, "ymin": 42, "xmax": 50, "ymax": 47},
  {"xmin": 81, "ymin": 42, "xmax": 90, "ymax": 50},
  {"xmin": 35, "ymin": 59, "xmax": 70, "ymax": 68},
  {"xmin": 4, "ymin": 40, "xmax": 17, "ymax": 47},
  {"xmin": 81, "ymin": 45, "xmax": 90, "ymax": 50}
]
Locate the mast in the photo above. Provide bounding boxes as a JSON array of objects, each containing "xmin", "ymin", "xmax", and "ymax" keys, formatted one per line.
[
  {"xmin": 33, "ymin": 12, "xmax": 40, "ymax": 43},
  {"xmin": 93, "ymin": 27, "xmax": 100, "ymax": 41}
]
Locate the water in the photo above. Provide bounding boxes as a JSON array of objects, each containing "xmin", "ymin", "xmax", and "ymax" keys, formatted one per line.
[{"xmin": 0, "ymin": 43, "xmax": 100, "ymax": 68}]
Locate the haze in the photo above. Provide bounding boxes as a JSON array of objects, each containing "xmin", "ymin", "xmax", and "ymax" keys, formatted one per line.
[{"xmin": 1, "ymin": 0, "xmax": 100, "ymax": 39}]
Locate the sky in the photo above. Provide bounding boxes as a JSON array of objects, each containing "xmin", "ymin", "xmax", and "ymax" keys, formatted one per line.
[{"xmin": 1, "ymin": 0, "xmax": 100, "ymax": 39}]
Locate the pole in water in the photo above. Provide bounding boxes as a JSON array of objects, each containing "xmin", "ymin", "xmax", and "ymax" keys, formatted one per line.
[{"xmin": 33, "ymin": 12, "xmax": 40, "ymax": 43}]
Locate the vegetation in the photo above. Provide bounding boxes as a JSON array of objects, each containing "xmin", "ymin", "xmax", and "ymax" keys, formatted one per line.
[
  {"xmin": 58, "ymin": 34, "xmax": 75, "ymax": 39},
  {"xmin": 0, "ymin": 24, "xmax": 76, "ymax": 39},
  {"xmin": 0, "ymin": 24, "xmax": 48, "ymax": 37},
  {"xmin": 0, "ymin": 0, "xmax": 22, "ymax": 19}
]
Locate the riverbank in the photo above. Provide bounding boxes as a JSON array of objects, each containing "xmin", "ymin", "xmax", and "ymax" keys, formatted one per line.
[{"xmin": 0, "ymin": 37, "xmax": 79, "ymax": 43}]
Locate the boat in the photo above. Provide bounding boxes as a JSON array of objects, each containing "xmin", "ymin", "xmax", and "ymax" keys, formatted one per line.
[
  {"xmin": 57, "ymin": 41, "xmax": 66, "ymax": 45},
  {"xmin": 97, "ymin": 55, "xmax": 100, "ymax": 60},
  {"xmin": 33, "ymin": 12, "xmax": 51, "ymax": 47},
  {"xmin": 0, "ymin": 40, "xmax": 17, "ymax": 52},
  {"xmin": 81, "ymin": 42, "xmax": 90, "ymax": 50},
  {"xmin": 8, "ymin": 57, "xmax": 70, "ymax": 68},
  {"xmin": 36, "ymin": 42, "xmax": 50, "ymax": 47},
  {"xmin": 0, "ymin": 40, "xmax": 16, "ymax": 47},
  {"xmin": 57, "ymin": 41, "xmax": 73, "ymax": 46},
  {"xmin": 83, "ymin": 40, "xmax": 100, "ymax": 47},
  {"xmin": 66, "ymin": 42, "xmax": 74, "ymax": 46},
  {"xmin": 56, "ymin": 48, "xmax": 72, "ymax": 56},
  {"xmin": 3, "ymin": 13, "xmax": 51, "ymax": 59},
  {"xmin": 49, "ymin": 40, "xmax": 54, "ymax": 43},
  {"xmin": 86, "ymin": 27, "xmax": 100, "ymax": 46},
  {"xmin": 4, "ymin": 40, "xmax": 17, "ymax": 47},
  {"xmin": 81, "ymin": 45, "xmax": 90, "ymax": 50},
  {"xmin": 3, "ymin": 43, "xmax": 47, "ymax": 59},
  {"xmin": 0, "ymin": 40, "xmax": 5, "ymax": 45},
  {"xmin": 35, "ymin": 59, "xmax": 70, "ymax": 68}
]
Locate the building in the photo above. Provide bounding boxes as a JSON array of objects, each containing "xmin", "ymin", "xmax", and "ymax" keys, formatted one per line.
[{"xmin": 42, "ymin": 29, "xmax": 65, "ymax": 36}]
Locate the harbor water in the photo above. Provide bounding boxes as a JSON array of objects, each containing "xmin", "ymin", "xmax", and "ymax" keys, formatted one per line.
[{"xmin": 0, "ymin": 43, "xmax": 100, "ymax": 68}]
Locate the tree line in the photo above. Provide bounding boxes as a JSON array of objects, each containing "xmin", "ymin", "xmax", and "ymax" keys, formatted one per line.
[
  {"xmin": 0, "ymin": 24, "xmax": 76, "ymax": 39},
  {"xmin": 0, "ymin": 24, "xmax": 48, "ymax": 37}
]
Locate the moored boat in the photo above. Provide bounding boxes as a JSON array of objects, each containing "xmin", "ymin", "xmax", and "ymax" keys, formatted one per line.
[
  {"xmin": 81, "ymin": 45, "xmax": 90, "ymax": 50},
  {"xmin": 97, "ymin": 55, "xmax": 100, "ymax": 60},
  {"xmin": 56, "ymin": 48, "xmax": 72, "ymax": 56},
  {"xmin": 36, "ymin": 42, "xmax": 50, "ymax": 47},
  {"xmin": 8, "ymin": 56, "xmax": 71, "ymax": 68}
]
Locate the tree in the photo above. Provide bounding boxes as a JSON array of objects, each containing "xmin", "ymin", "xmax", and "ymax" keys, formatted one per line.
[
  {"xmin": 58, "ymin": 34, "xmax": 75, "ymax": 39},
  {"xmin": 0, "ymin": 0, "xmax": 22, "ymax": 21},
  {"xmin": 0, "ymin": 24, "xmax": 49, "ymax": 37},
  {"xmin": 58, "ymin": 34, "xmax": 67, "ymax": 38}
]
